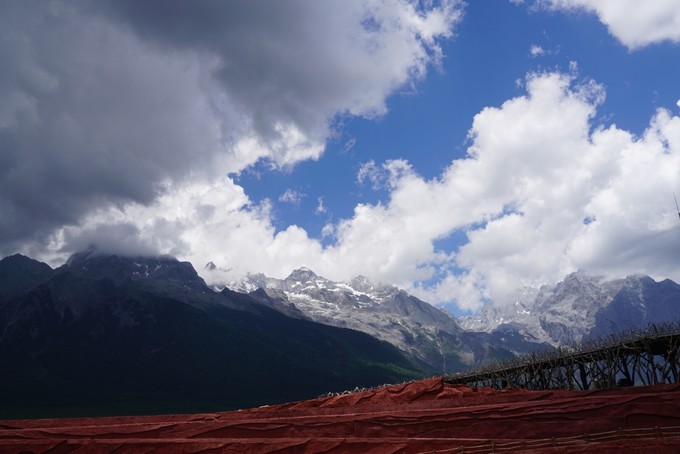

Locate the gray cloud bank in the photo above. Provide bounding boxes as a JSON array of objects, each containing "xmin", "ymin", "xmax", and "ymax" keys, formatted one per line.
[
  {"xmin": 0, "ymin": 0, "xmax": 459, "ymax": 255},
  {"xmin": 3, "ymin": 1, "xmax": 679, "ymax": 312}
]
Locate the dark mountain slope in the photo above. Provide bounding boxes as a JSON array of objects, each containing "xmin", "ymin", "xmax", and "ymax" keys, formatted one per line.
[{"xmin": 0, "ymin": 254, "xmax": 54, "ymax": 301}]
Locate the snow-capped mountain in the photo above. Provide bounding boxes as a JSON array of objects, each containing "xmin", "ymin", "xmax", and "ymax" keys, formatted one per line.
[
  {"xmin": 460, "ymin": 271, "xmax": 680, "ymax": 346},
  {"xmin": 232, "ymin": 268, "xmax": 544, "ymax": 372}
]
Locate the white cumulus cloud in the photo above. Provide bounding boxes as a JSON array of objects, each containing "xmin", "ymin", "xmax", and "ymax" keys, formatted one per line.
[
  {"xmin": 29, "ymin": 71, "xmax": 680, "ymax": 313},
  {"xmin": 537, "ymin": 0, "xmax": 680, "ymax": 49}
]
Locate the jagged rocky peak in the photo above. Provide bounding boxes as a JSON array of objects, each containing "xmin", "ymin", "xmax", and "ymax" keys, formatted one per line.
[
  {"xmin": 63, "ymin": 250, "xmax": 208, "ymax": 291},
  {"xmin": 285, "ymin": 267, "xmax": 319, "ymax": 282},
  {"xmin": 204, "ymin": 261, "xmax": 217, "ymax": 271},
  {"xmin": 548, "ymin": 270, "xmax": 607, "ymax": 298},
  {"xmin": 620, "ymin": 274, "xmax": 654, "ymax": 295},
  {"xmin": 348, "ymin": 275, "xmax": 376, "ymax": 293},
  {"xmin": 462, "ymin": 270, "xmax": 680, "ymax": 347},
  {"xmin": 534, "ymin": 271, "xmax": 618, "ymax": 323}
]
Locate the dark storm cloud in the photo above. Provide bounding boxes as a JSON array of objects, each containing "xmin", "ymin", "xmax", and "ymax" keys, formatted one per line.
[
  {"xmin": 94, "ymin": 0, "xmax": 363, "ymax": 141},
  {"xmin": 93, "ymin": 0, "xmax": 459, "ymax": 147},
  {"xmin": 0, "ymin": 1, "xmax": 225, "ymax": 251},
  {"xmin": 61, "ymin": 222, "xmax": 160, "ymax": 258},
  {"xmin": 0, "ymin": 0, "xmax": 457, "ymax": 257}
]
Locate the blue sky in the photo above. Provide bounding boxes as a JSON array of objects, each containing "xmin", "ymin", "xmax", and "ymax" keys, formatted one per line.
[
  {"xmin": 2, "ymin": 0, "xmax": 680, "ymax": 314},
  {"xmin": 240, "ymin": 0, "xmax": 679, "ymax": 241}
]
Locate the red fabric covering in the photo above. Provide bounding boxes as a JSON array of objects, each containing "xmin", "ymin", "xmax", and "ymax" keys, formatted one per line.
[{"xmin": 2, "ymin": 378, "xmax": 680, "ymax": 453}]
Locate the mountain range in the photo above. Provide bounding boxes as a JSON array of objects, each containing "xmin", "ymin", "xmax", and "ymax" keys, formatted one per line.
[
  {"xmin": 231, "ymin": 268, "xmax": 544, "ymax": 372},
  {"xmin": 0, "ymin": 252, "xmax": 422, "ymax": 419},
  {"xmin": 460, "ymin": 270, "xmax": 680, "ymax": 345},
  {"xmin": 2, "ymin": 251, "xmax": 679, "ymax": 419}
]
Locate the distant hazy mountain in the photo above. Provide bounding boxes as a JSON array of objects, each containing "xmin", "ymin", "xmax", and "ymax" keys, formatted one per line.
[
  {"xmin": 460, "ymin": 271, "xmax": 680, "ymax": 345},
  {"xmin": 0, "ymin": 252, "xmax": 423, "ymax": 419},
  {"xmin": 232, "ymin": 268, "xmax": 547, "ymax": 373}
]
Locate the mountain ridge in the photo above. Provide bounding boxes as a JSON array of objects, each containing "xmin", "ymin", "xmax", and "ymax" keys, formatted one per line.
[
  {"xmin": 231, "ymin": 267, "xmax": 547, "ymax": 373},
  {"xmin": 0, "ymin": 253, "xmax": 424, "ymax": 419},
  {"xmin": 460, "ymin": 271, "xmax": 680, "ymax": 346},
  {"xmin": 3, "ymin": 251, "xmax": 680, "ymax": 419}
]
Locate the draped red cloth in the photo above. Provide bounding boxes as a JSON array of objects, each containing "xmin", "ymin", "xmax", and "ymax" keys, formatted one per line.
[{"xmin": 2, "ymin": 378, "xmax": 680, "ymax": 453}]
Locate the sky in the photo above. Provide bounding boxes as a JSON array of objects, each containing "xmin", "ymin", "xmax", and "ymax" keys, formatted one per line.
[{"xmin": 1, "ymin": 0, "xmax": 680, "ymax": 315}]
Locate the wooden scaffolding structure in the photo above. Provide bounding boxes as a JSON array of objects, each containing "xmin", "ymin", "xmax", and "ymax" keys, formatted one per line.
[{"xmin": 446, "ymin": 322, "xmax": 680, "ymax": 391}]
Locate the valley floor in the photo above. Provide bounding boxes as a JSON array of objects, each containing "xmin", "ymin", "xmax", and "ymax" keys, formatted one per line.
[{"xmin": 2, "ymin": 378, "xmax": 680, "ymax": 453}]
